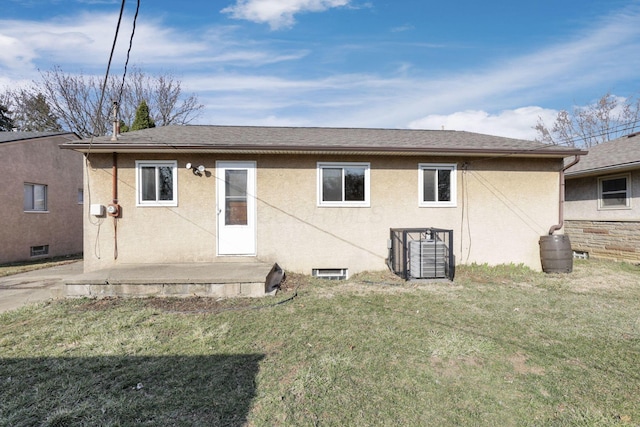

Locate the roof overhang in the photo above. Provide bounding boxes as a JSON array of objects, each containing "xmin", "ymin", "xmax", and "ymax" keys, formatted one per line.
[
  {"xmin": 59, "ymin": 143, "xmax": 586, "ymax": 159},
  {"xmin": 566, "ymin": 161, "xmax": 640, "ymax": 178}
]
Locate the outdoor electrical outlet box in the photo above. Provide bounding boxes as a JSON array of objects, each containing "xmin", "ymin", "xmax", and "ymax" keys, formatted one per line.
[{"xmin": 90, "ymin": 204, "xmax": 105, "ymax": 216}]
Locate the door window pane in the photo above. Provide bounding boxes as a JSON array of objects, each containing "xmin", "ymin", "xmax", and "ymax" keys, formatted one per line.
[{"xmin": 225, "ymin": 170, "xmax": 248, "ymax": 225}]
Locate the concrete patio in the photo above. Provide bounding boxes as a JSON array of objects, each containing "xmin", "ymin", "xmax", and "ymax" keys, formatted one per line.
[{"xmin": 64, "ymin": 260, "xmax": 276, "ymax": 298}]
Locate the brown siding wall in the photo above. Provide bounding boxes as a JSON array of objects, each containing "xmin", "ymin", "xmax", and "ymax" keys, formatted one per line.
[
  {"xmin": 565, "ymin": 220, "xmax": 640, "ymax": 262},
  {"xmin": 0, "ymin": 134, "xmax": 83, "ymax": 264}
]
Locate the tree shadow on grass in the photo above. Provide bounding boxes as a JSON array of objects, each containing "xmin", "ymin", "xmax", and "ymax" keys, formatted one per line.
[{"xmin": 0, "ymin": 353, "xmax": 264, "ymax": 427}]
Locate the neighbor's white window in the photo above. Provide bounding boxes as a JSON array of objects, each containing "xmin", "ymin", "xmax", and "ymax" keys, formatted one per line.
[
  {"xmin": 419, "ymin": 163, "xmax": 457, "ymax": 207},
  {"xmin": 136, "ymin": 160, "xmax": 178, "ymax": 206},
  {"xmin": 24, "ymin": 183, "xmax": 48, "ymax": 212},
  {"xmin": 598, "ymin": 174, "xmax": 631, "ymax": 209},
  {"xmin": 317, "ymin": 162, "xmax": 370, "ymax": 207}
]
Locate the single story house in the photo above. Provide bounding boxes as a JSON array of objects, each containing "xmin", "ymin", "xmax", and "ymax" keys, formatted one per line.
[
  {"xmin": 564, "ymin": 132, "xmax": 640, "ymax": 262},
  {"xmin": 0, "ymin": 131, "xmax": 83, "ymax": 264},
  {"xmin": 60, "ymin": 125, "xmax": 585, "ymax": 283}
]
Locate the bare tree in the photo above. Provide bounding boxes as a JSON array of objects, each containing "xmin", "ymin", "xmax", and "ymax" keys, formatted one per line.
[
  {"xmin": 34, "ymin": 66, "xmax": 204, "ymax": 138},
  {"xmin": 535, "ymin": 93, "xmax": 640, "ymax": 147},
  {"xmin": 5, "ymin": 90, "xmax": 63, "ymax": 132},
  {"xmin": 0, "ymin": 104, "xmax": 14, "ymax": 131}
]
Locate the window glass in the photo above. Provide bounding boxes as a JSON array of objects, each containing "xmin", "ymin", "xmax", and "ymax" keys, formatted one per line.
[
  {"xmin": 136, "ymin": 161, "xmax": 177, "ymax": 206},
  {"xmin": 318, "ymin": 163, "xmax": 369, "ymax": 206},
  {"xmin": 322, "ymin": 168, "xmax": 342, "ymax": 202},
  {"xmin": 600, "ymin": 176, "xmax": 629, "ymax": 208},
  {"xmin": 437, "ymin": 169, "xmax": 451, "ymax": 202},
  {"xmin": 141, "ymin": 167, "xmax": 156, "ymax": 201},
  {"xmin": 423, "ymin": 170, "xmax": 436, "ymax": 202},
  {"xmin": 24, "ymin": 185, "xmax": 34, "ymax": 211},
  {"xmin": 225, "ymin": 170, "xmax": 248, "ymax": 225},
  {"xmin": 344, "ymin": 167, "xmax": 365, "ymax": 201},
  {"xmin": 158, "ymin": 166, "xmax": 173, "ymax": 201},
  {"xmin": 419, "ymin": 164, "xmax": 456, "ymax": 207},
  {"xmin": 24, "ymin": 183, "xmax": 47, "ymax": 211}
]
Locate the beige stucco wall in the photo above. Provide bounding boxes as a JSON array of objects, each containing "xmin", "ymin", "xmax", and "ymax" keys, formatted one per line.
[
  {"xmin": 82, "ymin": 152, "xmax": 562, "ymax": 275},
  {"xmin": 0, "ymin": 134, "xmax": 83, "ymax": 264}
]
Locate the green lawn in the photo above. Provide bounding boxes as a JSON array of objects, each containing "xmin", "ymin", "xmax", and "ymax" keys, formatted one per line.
[{"xmin": 1, "ymin": 260, "xmax": 639, "ymax": 426}]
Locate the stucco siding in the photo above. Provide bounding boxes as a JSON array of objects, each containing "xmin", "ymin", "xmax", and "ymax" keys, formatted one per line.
[
  {"xmin": 564, "ymin": 170, "xmax": 640, "ymax": 262},
  {"xmin": 82, "ymin": 153, "xmax": 561, "ymax": 274},
  {"xmin": 565, "ymin": 171, "xmax": 640, "ymax": 221},
  {"xmin": 0, "ymin": 134, "xmax": 83, "ymax": 264}
]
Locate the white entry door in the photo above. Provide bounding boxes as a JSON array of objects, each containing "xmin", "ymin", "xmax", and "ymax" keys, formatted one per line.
[{"xmin": 216, "ymin": 161, "xmax": 257, "ymax": 255}]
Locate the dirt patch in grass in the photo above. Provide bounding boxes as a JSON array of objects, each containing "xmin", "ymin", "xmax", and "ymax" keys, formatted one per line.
[
  {"xmin": 565, "ymin": 260, "xmax": 640, "ymax": 293},
  {"xmin": 430, "ymin": 355, "xmax": 484, "ymax": 378},
  {"xmin": 508, "ymin": 352, "xmax": 545, "ymax": 376}
]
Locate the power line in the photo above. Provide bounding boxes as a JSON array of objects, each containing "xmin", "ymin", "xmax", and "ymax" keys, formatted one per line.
[
  {"xmin": 90, "ymin": 0, "xmax": 128, "ymax": 140},
  {"xmin": 117, "ymin": 0, "xmax": 141, "ymax": 109},
  {"xmin": 544, "ymin": 118, "xmax": 640, "ymax": 147}
]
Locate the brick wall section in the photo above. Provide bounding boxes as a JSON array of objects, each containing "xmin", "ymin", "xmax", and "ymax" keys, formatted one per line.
[{"xmin": 565, "ymin": 220, "xmax": 640, "ymax": 263}]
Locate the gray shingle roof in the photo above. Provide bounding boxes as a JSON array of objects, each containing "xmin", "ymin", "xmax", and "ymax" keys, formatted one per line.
[
  {"xmin": 565, "ymin": 133, "xmax": 640, "ymax": 177},
  {"xmin": 0, "ymin": 131, "xmax": 74, "ymax": 143},
  {"xmin": 60, "ymin": 125, "xmax": 585, "ymax": 157}
]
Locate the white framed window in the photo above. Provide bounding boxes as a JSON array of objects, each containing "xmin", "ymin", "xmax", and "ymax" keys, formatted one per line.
[
  {"xmin": 136, "ymin": 160, "xmax": 178, "ymax": 206},
  {"xmin": 419, "ymin": 163, "xmax": 457, "ymax": 207},
  {"xmin": 24, "ymin": 183, "xmax": 48, "ymax": 212},
  {"xmin": 317, "ymin": 162, "xmax": 370, "ymax": 207},
  {"xmin": 598, "ymin": 174, "xmax": 631, "ymax": 209}
]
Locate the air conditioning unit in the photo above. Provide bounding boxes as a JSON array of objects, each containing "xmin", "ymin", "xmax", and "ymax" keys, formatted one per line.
[{"xmin": 409, "ymin": 240, "xmax": 447, "ymax": 279}]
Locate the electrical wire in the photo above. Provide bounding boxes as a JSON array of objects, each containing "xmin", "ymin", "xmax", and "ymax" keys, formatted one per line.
[
  {"xmin": 84, "ymin": 0, "xmax": 137, "ymax": 261},
  {"xmin": 90, "ymin": 0, "xmax": 127, "ymax": 145},
  {"xmin": 117, "ymin": 0, "xmax": 140, "ymax": 110},
  {"xmin": 546, "ymin": 118, "xmax": 640, "ymax": 147}
]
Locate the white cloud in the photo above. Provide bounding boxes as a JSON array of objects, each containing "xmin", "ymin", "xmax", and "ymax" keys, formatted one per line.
[
  {"xmin": 336, "ymin": 4, "xmax": 640, "ymax": 129},
  {"xmin": 221, "ymin": 0, "xmax": 351, "ymax": 30},
  {"xmin": 408, "ymin": 107, "xmax": 559, "ymax": 141},
  {"xmin": 0, "ymin": 13, "xmax": 305, "ymax": 81}
]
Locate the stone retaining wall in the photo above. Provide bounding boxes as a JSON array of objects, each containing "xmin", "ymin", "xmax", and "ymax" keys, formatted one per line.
[{"xmin": 564, "ymin": 220, "xmax": 640, "ymax": 263}]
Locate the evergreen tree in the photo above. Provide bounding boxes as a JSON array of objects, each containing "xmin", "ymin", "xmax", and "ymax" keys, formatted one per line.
[
  {"xmin": 0, "ymin": 104, "xmax": 14, "ymax": 131},
  {"xmin": 130, "ymin": 100, "xmax": 155, "ymax": 131},
  {"xmin": 14, "ymin": 92, "xmax": 62, "ymax": 132}
]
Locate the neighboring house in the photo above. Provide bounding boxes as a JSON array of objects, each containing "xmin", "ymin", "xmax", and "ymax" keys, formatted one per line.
[
  {"xmin": 0, "ymin": 131, "xmax": 83, "ymax": 264},
  {"xmin": 564, "ymin": 132, "xmax": 640, "ymax": 262},
  {"xmin": 60, "ymin": 125, "xmax": 584, "ymax": 279}
]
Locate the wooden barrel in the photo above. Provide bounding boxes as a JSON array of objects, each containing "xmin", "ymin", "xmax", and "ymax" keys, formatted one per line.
[{"xmin": 539, "ymin": 235, "xmax": 573, "ymax": 273}]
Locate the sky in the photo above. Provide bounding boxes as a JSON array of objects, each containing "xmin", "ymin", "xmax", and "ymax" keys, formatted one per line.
[{"xmin": 1, "ymin": 0, "xmax": 640, "ymax": 140}]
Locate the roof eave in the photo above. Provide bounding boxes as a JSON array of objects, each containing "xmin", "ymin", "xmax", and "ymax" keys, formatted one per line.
[
  {"xmin": 566, "ymin": 161, "xmax": 640, "ymax": 178},
  {"xmin": 60, "ymin": 143, "xmax": 586, "ymax": 158}
]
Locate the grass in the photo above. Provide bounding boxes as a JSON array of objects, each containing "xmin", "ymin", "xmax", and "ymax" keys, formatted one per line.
[
  {"xmin": 1, "ymin": 259, "xmax": 639, "ymax": 426},
  {"xmin": 0, "ymin": 254, "xmax": 82, "ymax": 277}
]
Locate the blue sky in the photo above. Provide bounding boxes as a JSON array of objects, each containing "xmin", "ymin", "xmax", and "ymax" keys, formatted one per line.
[{"xmin": 2, "ymin": 0, "xmax": 640, "ymax": 139}]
